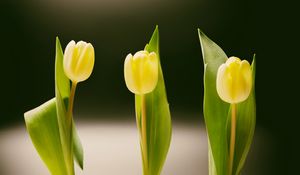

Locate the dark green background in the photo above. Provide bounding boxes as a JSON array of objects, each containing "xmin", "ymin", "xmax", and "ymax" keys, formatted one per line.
[{"xmin": 0, "ymin": 0, "xmax": 297, "ymax": 174}]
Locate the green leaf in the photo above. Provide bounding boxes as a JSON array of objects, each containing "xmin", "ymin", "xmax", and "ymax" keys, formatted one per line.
[
  {"xmin": 73, "ymin": 122, "xmax": 84, "ymax": 169},
  {"xmin": 55, "ymin": 37, "xmax": 84, "ymax": 171},
  {"xmin": 24, "ymin": 38, "xmax": 83, "ymax": 175},
  {"xmin": 198, "ymin": 29, "xmax": 256, "ymax": 175},
  {"xmin": 54, "ymin": 36, "xmax": 74, "ymax": 175},
  {"xmin": 199, "ymin": 29, "xmax": 229, "ymax": 175},
  {"xmin": 135, "ymin": 26, "xmax": 172, "ymax": 175},
  {"xmin": 24, "ymin": 98, "xmax": 68, "ymax": 175},
  {"xmin": 24, "ymin": 98, "xmax": 85, "ymax": 174}
]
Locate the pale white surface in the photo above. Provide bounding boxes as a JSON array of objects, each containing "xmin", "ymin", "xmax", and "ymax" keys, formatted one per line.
[{"xmin": 0, "ymin": 120, "xmax": 207, "ymax": 175}]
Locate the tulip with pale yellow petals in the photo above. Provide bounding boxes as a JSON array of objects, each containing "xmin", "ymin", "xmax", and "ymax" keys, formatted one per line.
[
  {"xmin": 124, "ymin": 50, "xmax": 158, "ymax": 95},
  {"xmin": 63, "ymin": 40, "xmax": 95, "ymax": 129},
  {"xmin": 124, "ymin": 50, "xmax": 159, "ymax": 175},
  {"xmin": 63, "ymin": 40, "xmax": 95, "ymax": 84},
  {"xmin": 216, "ymin": 56, "xmax": 252, "ymax": 104},
  {"xmin": 216, "ymin": 56, "xmax": 252, "ymax": 175}
]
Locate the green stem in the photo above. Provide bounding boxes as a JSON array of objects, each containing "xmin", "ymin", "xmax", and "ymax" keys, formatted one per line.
[
  {"xmin": 68, "ymin": 82, "xmax": 77, "ymax": 121},
  {"xmin": 229, "ymin": 103, "xmax": 236, "ymax": 175},
  {"xmin": 141, "ymin": 94, "xmax": 148, "ymax": 175},
  {"xmin": 66, "ymin": 82, "xmax": 77, "ymax": 175}
]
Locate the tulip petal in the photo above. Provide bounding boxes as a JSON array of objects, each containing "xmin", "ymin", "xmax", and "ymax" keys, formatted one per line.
[
  {"xmin": 141, "ymin": 52, "xmax": 158, "ymax": 94},
  {"xmin": 124, "ymin": 54, "xmax": 138, "ymax": 94},
  {"xmin": 63, "ymin": 40, "xmax": 76, "ymax": 81},
  {"xmin": 237, "ymin": 60, "xmax": 252, "ymax": 102},
  {"xmin": 75, "ymin": 43, "xmax": 95, "ymax": 82},
  {"xmin": 132, "ymin": 51, "xmax": 146, "ymax": 93},
  {"xmin": 217, "ymin": 64, "xmax": 233, "ymax": 103},
  {"xmin": 226, "ymin": 56, "xmax": 241, "ymax": 66},
  {"xmin": 75, "ymin": 41, "xmax": 87, "ymax": 55},
  {"xmin": 133, "ymin": 50, "xmax": 149, "ymax": 60}
]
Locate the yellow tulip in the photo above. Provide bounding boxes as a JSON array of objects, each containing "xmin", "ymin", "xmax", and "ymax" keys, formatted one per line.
[
  {"xmin": 63, "ymin": 40, "xmax": 95, "ymax": 83},
  {"xmin": 216, "ymin": 56, "xmax": 252, "ymax": 104},
  {"xmin": 124, "ymin": 50, "xmax": 158, "ymax": 94}
]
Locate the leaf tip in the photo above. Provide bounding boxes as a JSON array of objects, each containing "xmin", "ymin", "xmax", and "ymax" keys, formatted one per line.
[
  {"xmin": 80, "ymin": 161, "xmax": 84, "ymax": 170},
  {"xmin": 197, "ymin": 28, "xmax": 206, "ymax": 40},
  {"xmin": 153, "ymin": 25, "xmax": 159, "ymax": 37},
  {"xmin": 56, "ymin": 36, "xmax": 60, "ymax": 45},
  {"xmin": 24, "ymin": 98, "xmax": 56, "ymax": 124},
  {"xmin": 251, "ymin": 54, "xmax": 256, "ymax": 67},
  {"xmin": 197, "ymin": 28, "xmax": 202, "ymax": 35},
  {"xmin": 197, "ymin": 29, "xmax": 207, "ymax": 64}
]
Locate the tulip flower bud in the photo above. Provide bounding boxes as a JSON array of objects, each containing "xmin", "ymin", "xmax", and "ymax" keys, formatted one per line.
[
  {"xmin": 63, "ymin": 40, "xmax": 95, "ymax": 83},
  {"xmin": 216, "ymin": 56, "xmax": 252, "ymax": 104},
  {"xmin": 124, "ymin": 50, "xmax": 158, "ymax": 94}
]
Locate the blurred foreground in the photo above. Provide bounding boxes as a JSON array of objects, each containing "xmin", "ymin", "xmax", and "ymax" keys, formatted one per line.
[{"xmin": 0, "ymin": 118, "xmax": 270, "ymax": 175}]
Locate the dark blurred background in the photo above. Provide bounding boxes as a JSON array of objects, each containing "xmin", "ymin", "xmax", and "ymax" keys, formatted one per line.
[{"xmin": 0, "ymin": 0, "xmax": 298, "ymax": 174}]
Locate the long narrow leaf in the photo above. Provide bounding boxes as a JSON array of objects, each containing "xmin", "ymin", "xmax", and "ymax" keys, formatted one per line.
[
  {"xmin": 135, "ymin": 26, "xmax": 172, "ymax": 175},
  {"xmin": 54, "ymin": 37, "xmax": 73, "ymax": 174},
  {"xmin": 55, "ymin": 37, "xmax": 84, "ymax": 170},
  {"xmin": 199, "ymin": 29, "xmax": 229, "ymax": 175},
  {"xmin": 24, "ymin": 38, "xmax": 83, "ymax": 175},
  {"xmin": 73, "ymin": 122, "xmax": 84, "ymax": 169},
  {"xmin": 199, "ymin": 29, "xmax": 256, "ymax": 175}
]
